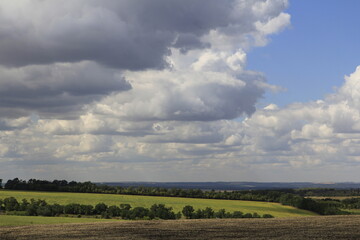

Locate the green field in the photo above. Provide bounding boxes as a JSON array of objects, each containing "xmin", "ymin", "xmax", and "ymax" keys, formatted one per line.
[
  {"xmin": 0, "ymin": 215, "xmax": 118, "ymax": 226},
  {"xmin": 344, "ymin": 209, "xmax": 360, "ymax": 214},
  {"xmin": 0, "ymin": 190, "xmax": 316, "ymax": 218}
]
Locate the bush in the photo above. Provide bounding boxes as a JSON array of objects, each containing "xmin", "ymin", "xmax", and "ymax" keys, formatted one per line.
[
  {"xmin": 3, "ymin": 197, "xmax": 19, "ymax": 211},
  {"xmin": 150, "ymin": 204, "xmax": 176, "ymax": 219},
  {"xmin": 215, "ymin": 209, "xmax": 226, "ymax": 218},
  {"xmin": 107, "ymin": 205, "xmax": 121, "ymax": 217},
  {"xmin": 130, "ymin": 207, "xmax": 150, "ymax": 220},
  {"xmin": 243, "ymin": 213, "xmax": 253, "ymax": 218},
  {"xmin": 95, "ymin": 203, "xmax": 108, "ymax": 214},
  {"xmin": 232, "ymin": 211, "xmax": 243, "ymax": 218},
  {"xmin": 37, "ymin": 205, "xmax": 53, "ymax": 216},
  {"xmin": 182, "ymin": 205, "xmax": 195, "ymax": 219}
]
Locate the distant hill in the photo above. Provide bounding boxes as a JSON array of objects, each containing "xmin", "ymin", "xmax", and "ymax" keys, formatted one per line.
[{"xmin": 98, "ymin": 182, "xmax": 360, "ymax": 190}]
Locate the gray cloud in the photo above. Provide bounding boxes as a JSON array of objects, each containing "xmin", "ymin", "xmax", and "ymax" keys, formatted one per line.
[
  {"xmin": 0, "ymin": 0, "xmax": 236, "ymax": 69},
  {"xmin": 0, "ymin": 0, "xmax": 289, "ymax": 119},
  {"xmin": 0, "ymin": 61, "xmax": 131, "ymax": 118},
  {"xmin": 0, "ymin": 0, "xmax": 289, "ymax": 69}
]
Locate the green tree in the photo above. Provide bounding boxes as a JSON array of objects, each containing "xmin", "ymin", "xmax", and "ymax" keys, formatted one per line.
[
  {"xmin": 107, "ymin": 205, "xmax": 121, "ymax": 217},
  {"xmin": 182, "ymin": 205, "xmax": 195, "ymax": 219},
  {"xmin": 3, "ymin": 197, "xmax": 19, "ymax": 211},
  {"xmin": 243, "ymin": 213, "xmax": 253, "ymax": 218},
  {"xmin": 203, "ymin": 207, "xmax": 214, "ymax": 218},
  {"xmin": 150, "ymin": 204, "xmax": 175, "ymax": 219},
  {"xmin": 19, "ymin": 199, "xmax": 30, "ymax": 211},
  {"xmin": 215, "ymin": 209, "xmax": 226, "ymax": 218},
  {"xmin": 94, "ymin": 203, "xmax": 108, "ymax": 214},
  {"xmin": 130, "ymin": 207, "xmax": 150, "ymax": 220},
  {"xmin": 193, "ymin": 209, "xmax": 204, "ymax": 219},
  {"xmin": 51, "ymin": 204, "xmax": 64, "ymax": 216},
  {"xmin": 119, "ymin": 204, "xmax": 132, "ymax": 219},
  {"xmin": 232, "ymin": 211, "xmax": 243, "ymax": 218},
  {"xmin": 37, "ymin": 205, "xmax": 53, "ymax": 216},
  {"xmin": 80, "ymin": 204, "xmax": 94, "ymax": 215}
]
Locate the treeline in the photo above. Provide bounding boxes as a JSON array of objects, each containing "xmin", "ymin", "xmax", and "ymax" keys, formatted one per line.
[
  {"xmin": 1, "ymin": 178, "xmax": 350, "ymax": 215},
  {"xmin": 313, "ymin": 198, "xmax": 360, "ymax": 210},
  {"xmin": 295, "ymin": 188, "xmax": 360, "ymax": 197},
  {"xmin": 0, "ymin": 197, "xmax": 273, "ymax": 220}
]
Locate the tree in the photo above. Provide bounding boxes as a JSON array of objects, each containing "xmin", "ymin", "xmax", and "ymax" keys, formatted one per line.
[
  {"xmin": 37, "ymin": 205, "xmax": 53, "ymax": 216},
  {"xmin": 19, "ymin": 199, "xmax": 29, "ymax": 211},
  {"xmin": 107, "ymin": 205, "xmax": 121, "ymax": 217},
  {"xmin": 203, "ymin": 207, "xmax": 214, "ymax": 218},
  {"xmin": 3, "ymin": 197, "xmax": 19, "ymax": 211},
  {"xmin": 80, "ymin": 205, "xmax": 94, "ymax": 215},
  {"xmin": 243, "ymin": 213, "xmax": 253, "ymax": 218},
  {"xmin": 130, "ymin": 207, "xmax": 150, "ymax": 220},
  {"xmin": 150, "ymin": 204, "xmax": 175, "ymax": 219},
  {"xmin": 94, "ymin": 203, "xmax": 108, "ymax": 214},
  {"xmin": 182, "ymin": 205, "xmax": 195, "ymax": 219},
  {"xmin": 51, "ymin": 204, "xmax": 64, "ymax": 216},
  {"xmin": 232, "ymin": 211, "xmax": 243, "ymax": 218},
  {"xmin": 119, "ymin": 204, "xmax": 132, "ymax": 219},
  {"xmin": 215, "ymin": 209, "xmax": 226, "ymax": 218},
  {"xmin": 193, "ymin": 209, "xmax": 204, "ymax": 219},
  {"xmin": 26, "ymin": 202, "xmax": 38, "ymax": 216}
]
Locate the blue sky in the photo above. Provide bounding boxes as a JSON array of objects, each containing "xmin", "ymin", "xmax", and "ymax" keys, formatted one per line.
[{"xmin": 249, "ymin": 0, "xmax": 360, "ymax": 107}]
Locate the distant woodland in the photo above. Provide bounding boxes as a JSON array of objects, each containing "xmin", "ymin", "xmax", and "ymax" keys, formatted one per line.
[{"xmin": 2, "ymin": 178, "xmax": 360, "ymax": 216}]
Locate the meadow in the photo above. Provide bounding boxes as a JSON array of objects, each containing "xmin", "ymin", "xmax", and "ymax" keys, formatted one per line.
[
  {"xmin": 308, "ymin": 196, "xmax": 360, "ymax": 200},
  {"xmin": 0, "ymin": 215, "xmax": 117, "ymax": 226},
  {"xmin": 0, "ymin": 190, "xmax": 316, "ymax": 218}
]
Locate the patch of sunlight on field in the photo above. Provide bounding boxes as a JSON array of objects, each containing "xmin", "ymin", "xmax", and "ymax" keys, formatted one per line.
[
  {"xmin": 309, "ymin": 196, "xmax": 360, "ymax": 200},
  {"xmin": 343, "ymin": 209, "xmax": 360, "ymax": 214},
  {"xmin": 0, "ymin": 190, "xmax": 317, "ymax": 218},
  {"xmin": 0, "ymin": 215, "xmax": 118, "ymax": 226}
]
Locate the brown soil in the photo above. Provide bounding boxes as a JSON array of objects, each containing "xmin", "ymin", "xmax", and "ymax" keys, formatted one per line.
[{"xmin": 1, "ymin": 215, "xmax": 360, "ymax": 240}]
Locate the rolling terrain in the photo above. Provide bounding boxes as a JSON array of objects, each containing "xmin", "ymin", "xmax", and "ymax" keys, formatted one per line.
[
  {"xmin": 0, "ymin": 215, "xmax": 359, "ymax": 240},
  {"xmin": 102, "ymin": 181, "xmax": 360, "ymax": 190},
  {"xmin": 0, "ymin": 190, "xmax": 316, "ymax": 218}
]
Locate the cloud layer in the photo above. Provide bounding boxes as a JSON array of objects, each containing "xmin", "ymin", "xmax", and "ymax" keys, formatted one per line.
[{"xmin": 5, "ymin": 1, "xmax": 360, "ymax": 182}]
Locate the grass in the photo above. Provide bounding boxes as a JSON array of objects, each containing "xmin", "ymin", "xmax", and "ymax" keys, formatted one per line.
[
  {"xmin": 0, "ymin": 215, "xmax": 118, "ymax": 226},
  {"xmin": 0, "ymin": 189, "xmax": 316, "ymax": 218},
  {"xmin": 344, "ymin": 209, "xmax": 360, "ymax": 214},
  {"xmin": 308, "ymin": 196, "xmax": 360, "ymax": 200}
]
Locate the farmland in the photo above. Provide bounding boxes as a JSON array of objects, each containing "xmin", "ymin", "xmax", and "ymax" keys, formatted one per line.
[
  {"xmin": 0, "ymin": 215, "xmax": 117, "ymax": 226},
  {"xmin": 308, "ymin": 196, "xmax": 360, "ymax": 200},
  {"xmin": 0, "ymin": 190, "xmax": 316, "ymax": 218},
  {"xmin": 0, "ymin": 215, "xmax": 359, "ymax": 240}
]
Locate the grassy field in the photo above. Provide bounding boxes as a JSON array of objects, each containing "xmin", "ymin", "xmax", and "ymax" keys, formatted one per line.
[
  {"xmin": 0, "ymin": 190, "xmax": 316, "ymax": 218},
  {"xmin": 0, "ymin": 215, "xmax": 359, "ymax": 239},
  {"xmin": 344, "ymin": 209, "xmax": 360, "ymax": 214},
  {"xmin": 0, "ymin": 215, "xmax": 118, "ymax": 226},
  {"xmin": 309, "ymin": 196, "xmax": 360, "ymax": 200}
]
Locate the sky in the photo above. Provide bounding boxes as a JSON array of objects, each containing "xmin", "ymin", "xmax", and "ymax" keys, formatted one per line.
[{"xmin": 1, "ymin": 0, "xmax": 360, "ymax": 182}]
